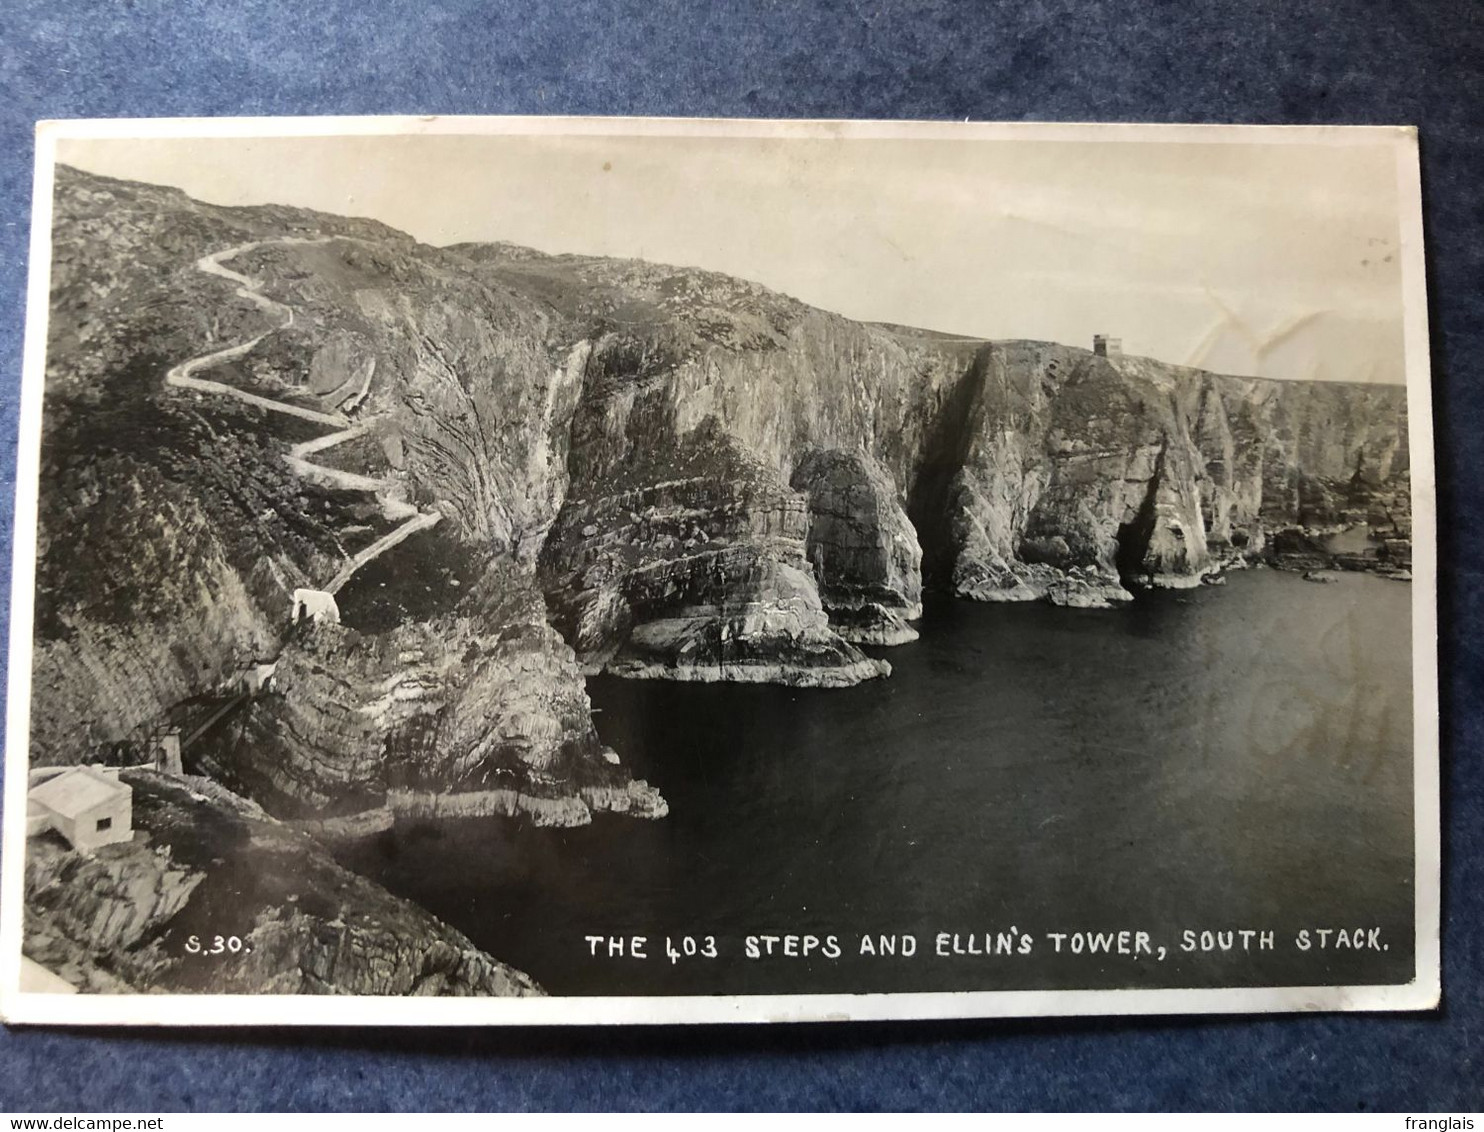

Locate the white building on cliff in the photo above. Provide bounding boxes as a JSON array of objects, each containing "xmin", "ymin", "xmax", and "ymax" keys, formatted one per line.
[{"xmin": 26, "ymin": 766, "xmax": 133, "ymax": 854}]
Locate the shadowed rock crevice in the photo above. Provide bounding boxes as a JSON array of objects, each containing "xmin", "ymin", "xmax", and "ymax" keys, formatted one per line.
[
  {"xmin": 1115, "ymin": 440, "xmax": 1168, "ymax": 586},
  {"xmin": 905, "ymin": 346, "xmax": 993, "ymax": 588}
]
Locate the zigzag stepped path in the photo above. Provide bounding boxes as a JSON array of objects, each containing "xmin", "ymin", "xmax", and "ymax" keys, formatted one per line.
[{"xmin": 164, "ymin": 238, "xmax": 442, "ymax": 600}]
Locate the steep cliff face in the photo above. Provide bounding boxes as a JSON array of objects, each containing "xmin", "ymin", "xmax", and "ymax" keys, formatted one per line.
[
  {"xmin": 33, "ymin": 165, "xmax": 1411, "ymax": 803},
  {"xmin": 941, "ymin": 345, "xmax": 1225, "ymax": 605},
  {"xmin": 192, "ymin": 559, "xmax": 664, "ymax": 826},
  {"xmin": 229, "ymin": 236, "xmax": 587, "ymax": 556},
  {"xmin": 29, "ymin": 166, "xmax": 1411, "ymax": 996},
  {"xmin": 791, "ymin": 448, "xmax": 923, "ymax": 644},
  {"xmin": 33, "ymin": 167, "xmax": 657, "ymax": 835},
  {"xmin": 473, "ymin": 250, "xmax": 987, "ymax": 679},
  {"xmin": 538, "ymin": 411, "xmax": 889, "ymax": 686},
  {"xmin": 31, "ymin": 378, "xmax": 351, "ymax": 762},
  {"xmin": 893, "ymin": 342, "xmax": 1410, "ymax": 607},
  {"xmin": 24, "ymin": 771, "xmax": 541, "ymax": 995},
  {"xmin": 468, "ymin": 251, "xmax": 1408, "ymax": 623}
]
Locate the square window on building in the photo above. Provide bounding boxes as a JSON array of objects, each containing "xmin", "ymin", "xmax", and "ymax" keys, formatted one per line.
[{"xmin": 96, "ymin": 817, "xmax": 112, "ymax": 832}]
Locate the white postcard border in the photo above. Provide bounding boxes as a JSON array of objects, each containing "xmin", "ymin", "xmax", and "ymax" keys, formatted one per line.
[{"xmin": 0, "ymin": 116, "xmax": 1441, "ymax": 1027}]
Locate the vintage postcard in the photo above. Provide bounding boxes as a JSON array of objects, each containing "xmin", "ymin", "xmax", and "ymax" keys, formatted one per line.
[{"xmin": 0, "ymin": 117, "xmax": 1438, "ymax": 1025}]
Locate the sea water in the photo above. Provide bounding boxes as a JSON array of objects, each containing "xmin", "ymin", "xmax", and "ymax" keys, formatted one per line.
[{"xmin": 338, "ymin": 567, "xmax": 1415, "ymax": 995}]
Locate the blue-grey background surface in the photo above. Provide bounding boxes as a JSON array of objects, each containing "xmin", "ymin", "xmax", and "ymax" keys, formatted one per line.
[{"xmin": 0, "ymin": 0, "xmax": 1479, "ymax": 1113}]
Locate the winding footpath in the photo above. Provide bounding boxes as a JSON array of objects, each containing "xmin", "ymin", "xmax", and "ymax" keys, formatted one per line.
[{"xmin": 166, "ymin": 238, "xmax": 441, "ymax": 596}]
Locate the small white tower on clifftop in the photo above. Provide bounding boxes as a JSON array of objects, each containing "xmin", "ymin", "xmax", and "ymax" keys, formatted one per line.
[{"xmin": 1093, "ymin": 334, "xmax": 1123, "ymax": 358}]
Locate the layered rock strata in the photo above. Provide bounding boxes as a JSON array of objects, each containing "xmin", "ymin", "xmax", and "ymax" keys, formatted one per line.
[
  {"xmin": 34, "ymin": 164, "xmax": 1411, "ymax": 807},
  {"xmin": 34, "ymin": 167, "xmax": 661, "ymax": 830},
  {"xmin": 27, "ymin": 165, "xmax": 1410, "ymax": 995},
  {"xmin": 192, "ymin": 561, "xmax": 666, "ymax": 826}
]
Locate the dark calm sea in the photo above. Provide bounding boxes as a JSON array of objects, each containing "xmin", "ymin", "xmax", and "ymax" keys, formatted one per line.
[{"xmin": 337, "ymin": 567, "xmax": 1416, "ymax": 995}]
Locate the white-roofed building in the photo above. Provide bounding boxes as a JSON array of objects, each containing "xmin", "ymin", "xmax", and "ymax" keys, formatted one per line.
[{"xmin": 27, "ymin": 766, "xmax": 133, "ymax": 854}]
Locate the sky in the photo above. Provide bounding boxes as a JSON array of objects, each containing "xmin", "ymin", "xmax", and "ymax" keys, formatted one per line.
[{"xmin": 57, "ymin": 128, "xmax": 1409, "ymax": 383}]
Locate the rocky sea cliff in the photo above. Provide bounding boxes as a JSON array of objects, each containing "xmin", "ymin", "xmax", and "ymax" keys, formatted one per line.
[{"xmin": 21, "ymin": 165, "xmax": 1410, "ymax": 992}]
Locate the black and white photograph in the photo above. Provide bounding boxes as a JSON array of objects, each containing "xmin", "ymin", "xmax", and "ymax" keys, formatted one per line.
[{"xmin": 0, "ymin": 117, "xmax": 1438, "ymax": 1025}]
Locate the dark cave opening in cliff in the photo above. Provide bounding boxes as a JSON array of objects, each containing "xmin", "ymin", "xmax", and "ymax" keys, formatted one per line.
[
  {"xmin": 1114, "ymin": 445, "xmax": 1166, "ymax": 587},
  {"xmin": 906, "ymin": 350, "xmax": 991, "ymax": 589}
]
